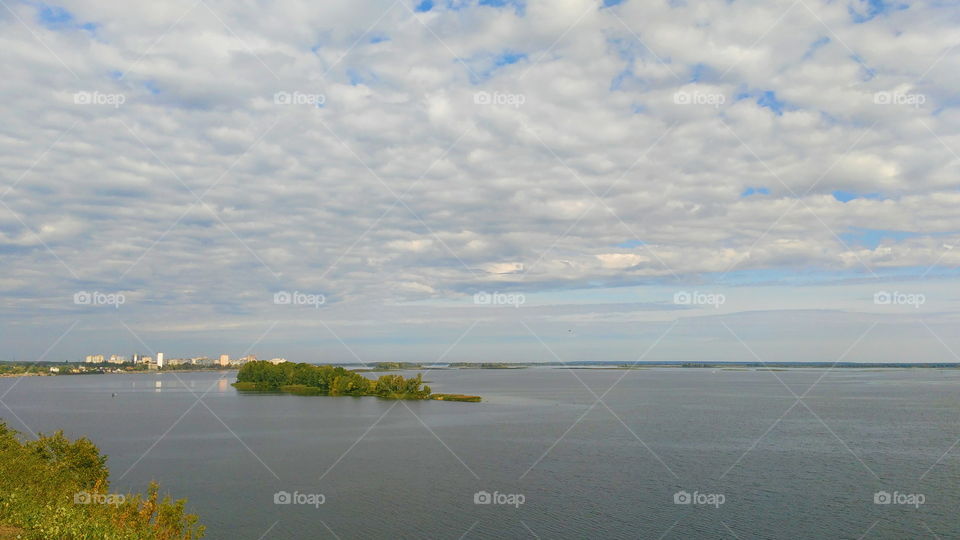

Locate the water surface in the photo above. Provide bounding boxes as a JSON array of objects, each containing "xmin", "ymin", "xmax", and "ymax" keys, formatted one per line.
[{"xmin": 1, "ymin": 368, "xmax": 957, "ymax": 539}]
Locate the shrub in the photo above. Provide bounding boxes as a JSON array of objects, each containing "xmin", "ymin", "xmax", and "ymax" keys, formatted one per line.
[{"xmin": 0, "ymin": 422, "xmax": 204, "ymax": 539}]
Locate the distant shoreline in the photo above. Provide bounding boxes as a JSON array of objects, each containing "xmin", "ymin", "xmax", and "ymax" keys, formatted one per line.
[
  {"xmin": 2, "ymin": 362, "xmax": 959, "ymax": 380},
  {"xmin": 0, "ymin": 367, "xmax": 238, "ymax": 378},
  {"xmin": 342, "ymin": 362, "xmax": 960, "ymax": 369}
]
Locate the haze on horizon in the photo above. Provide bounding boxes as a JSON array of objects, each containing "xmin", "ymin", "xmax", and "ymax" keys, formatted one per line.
[{"xmin": 1, "ymin": 0, "xmax": 959, "ymax": 364}]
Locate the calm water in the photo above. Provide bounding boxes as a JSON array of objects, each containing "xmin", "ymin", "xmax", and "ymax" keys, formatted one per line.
[{"xmin": 1, "ymin": 368, "xmax": 958, "ymax": 539}]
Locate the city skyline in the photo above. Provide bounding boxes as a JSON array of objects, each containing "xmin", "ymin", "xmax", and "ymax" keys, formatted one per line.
[{"xmin": 74, "ymin": 352, "xmax": 271, "ymax": 365}]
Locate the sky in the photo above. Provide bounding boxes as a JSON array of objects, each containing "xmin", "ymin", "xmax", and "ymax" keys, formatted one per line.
[{"xmin": 0, "ymin": 0, "xmax": 958, "ymax": 364}]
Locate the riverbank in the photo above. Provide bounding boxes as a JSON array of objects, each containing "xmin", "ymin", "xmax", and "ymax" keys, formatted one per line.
[
  {"xmin": 233, "ymin": 382, "xmax": 482, "ymax": 402},
  {"xmin": 0, "ymin": 367, "xmax": 238, "ymax": 378},
  {"xmin": 0, "ymin": 421, "xmax": 204, "ymax": 539}
]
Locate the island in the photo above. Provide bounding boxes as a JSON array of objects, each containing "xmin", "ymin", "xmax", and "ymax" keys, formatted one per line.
[
  {"xmin": 447, "ymin": 362, "xmax": 525, "ymax": 369},
  {"xmin": 232, "ymin": 361, "xmax": 481, "ymax": 402}
]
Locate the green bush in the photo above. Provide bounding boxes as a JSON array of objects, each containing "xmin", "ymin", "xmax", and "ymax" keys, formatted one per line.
[{"xmin": 0, "ymin": 422, "xmax": 204, "ymax": 539}]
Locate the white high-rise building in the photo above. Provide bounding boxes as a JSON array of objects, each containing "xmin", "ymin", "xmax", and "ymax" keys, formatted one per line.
[{"xmin": 156, "ymin": 352, "xmax": 164, "ymax": 368}]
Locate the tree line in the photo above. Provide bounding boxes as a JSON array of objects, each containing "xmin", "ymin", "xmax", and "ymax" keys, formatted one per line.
[{"xmin": 235, "ymin": 361, "xmax": 432, "ymax": 399}]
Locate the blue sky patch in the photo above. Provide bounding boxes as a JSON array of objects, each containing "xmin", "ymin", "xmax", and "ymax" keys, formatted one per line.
[
  {"xmin": 615, "ymin": 239, "xmax": 646, "ymax": 248},
  {"xmin": 851, "ymin": 54, "xmax": 877, "ymax": 80},
  {"xmin": 734, "ymin": 88, "xmax": 791, "ymax": 115},
  {"xmin": 606, "ymin": 37, "xmax": 645, "ymax": 91},
  {"xmin": 839, "ymin": 228, "xmax": 922, "ymax": 249},
  {"xmin": 803, "ymin": 36, "xmax": 830, "ymax": 59},
  {"xmin": 445, "ymin": 0, "xmax": 473, "ymax": 10},
  {"xmin": 610, "ymin": 69, "xmax": 632, "ymax": 91},
  {"xmin": 345, "ymin": 66, "xmax": 379, "ymax": 86},
  {"xmin": 414, "ymin": 0, "xmax": 434, "ymax": 12},
  {"xmin": 714, "ymin": 266, "xmax": 926, "ymax": 286},
  {"xmin": 832, "ymin": 190, "xmax": 884, "ymax": 203},
  {"xmin": 741, "ymin": 187, "xmax": 770, "ymax": 197},
  {"xmin": 689, "ymin": 63, "xmax": 714, "ymax": 83},
  {"xmin": 479, "ymin": 0, "xmax": 526, "ymax": 14},
  {"xmin": 36, "ymin": 3, "xmax": 73, "ymax": 28},
  {"xmin": 347, "ymin": 68, "xmax": 363, "ymax": 85},
  {"xmin": 849, "ymin": 0, "xmax": 909, "ymax": 23},
  {"xmin": 34, "ymin": 3, "xmax": 97, "ymax": 34},
  {"xmin": 756, "ymin": 90, "xmax": 785, "ymax": 115},
  {"xmin": 466, "ymin": 50, "xmax": 528, "ymax": 82},
  {"xmin": 494, "ymin": 51, "xmax": 526, "ymax": 66}
]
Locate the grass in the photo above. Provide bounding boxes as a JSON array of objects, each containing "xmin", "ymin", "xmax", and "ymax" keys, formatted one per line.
[
  {"xmin": 430, "ymin": 394, "xmax": 482, "ymax": 402},
  {"xmin": 278, "ymin": 384, "xmax": 328, "ymax": 396},
  {"xmin": 230, "ymin": 382, "xmax": 271, "ymax": 391},
  {"xmin": 234, "ymin": 382, "xmax": 481, "ymax": 402}
]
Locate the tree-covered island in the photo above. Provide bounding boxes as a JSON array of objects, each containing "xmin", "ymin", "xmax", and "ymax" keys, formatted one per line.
[{"xmin": 233, "ymin": 361, "xmax": 481, "ymax": 402}]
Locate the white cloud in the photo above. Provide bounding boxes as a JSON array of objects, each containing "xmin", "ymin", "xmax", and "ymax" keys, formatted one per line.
[{"xmin": 0, "ymin": 0, "xmax": 958, "ymax": 360}]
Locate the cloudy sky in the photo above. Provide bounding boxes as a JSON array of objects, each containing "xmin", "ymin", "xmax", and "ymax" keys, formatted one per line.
[{"xmin": 1, "ymin": 0, "xmax": 958, "ymax": 364}]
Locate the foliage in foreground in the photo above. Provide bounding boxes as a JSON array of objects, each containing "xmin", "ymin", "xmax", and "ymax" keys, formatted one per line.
[
  {"xmin": 0, "ymin": 422, "xmax": 204, "ymax": 540},
  {"xmin": 235, "ymin": 361, "xmax": 433, "ymax": 398}
]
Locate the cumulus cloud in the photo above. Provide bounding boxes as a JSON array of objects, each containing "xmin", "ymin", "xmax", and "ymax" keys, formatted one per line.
[{"xmin": 0, "ymin": 0, "xmax": 958, "ymax": 361}]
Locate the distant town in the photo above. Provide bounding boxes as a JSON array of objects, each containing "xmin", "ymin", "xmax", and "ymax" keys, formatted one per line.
[
  {"xmin": 76, "ymin": 353, "xmax": 288, "ymax": 371},
  {"xmin": 0, "ymin": 354, "xmax": 289, "ymax": 376}
]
